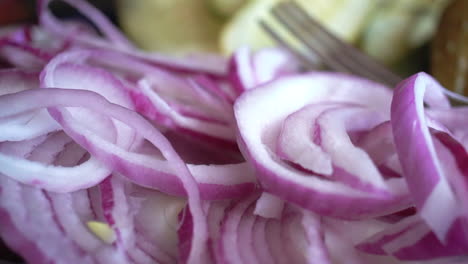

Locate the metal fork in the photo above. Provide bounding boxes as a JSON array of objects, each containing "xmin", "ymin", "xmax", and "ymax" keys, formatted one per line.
[{"xmin": 260, "ymin": 1, "xmax": 402, "ymax": 87}]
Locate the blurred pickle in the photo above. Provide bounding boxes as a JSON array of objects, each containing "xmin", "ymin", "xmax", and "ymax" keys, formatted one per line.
[
  {"xmin": 116, "ymin": 0, "xmax": 226, "ymax": 53},
  {"xmin": 360, "ymin": 0, "xmax": 452, "ymax": 66},
  {"xmin": 431, "ymin": 0, "xmax": 468, "ymax": 95},
  {"xmin": 117, "ymin": 0, "xmax": 454, "ymax": 73},
  {"xmin": 220, "ymin": 0, "xmax": 377, "ymax": 54},
  {"xmin": 208, "ymin": 0, "xmax": 247, "ymax": 19}
]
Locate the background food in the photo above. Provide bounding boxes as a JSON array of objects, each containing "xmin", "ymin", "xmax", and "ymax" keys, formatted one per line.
[
  {"xmin": 0, "ymin": 0, "xmax": 465, "ymax": 262},
  {"xmin": 117, "ymin": 0, "xmax": 452, "ymax": 75},
  {"xmin": 431, "ymin": 0, "xmax": 468, "ymax": 95}
]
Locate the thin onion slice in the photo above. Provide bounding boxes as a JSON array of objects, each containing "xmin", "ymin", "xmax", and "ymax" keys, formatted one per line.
[{"xmin": 390, "ymin": 72, "xmax": 466, "ymax": 241}]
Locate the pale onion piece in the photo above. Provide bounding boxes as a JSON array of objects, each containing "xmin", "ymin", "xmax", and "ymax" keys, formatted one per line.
[
  {"xmin": 276, "ymin": 103, "xmax": 340, "ymax": 175},
  {"xmin": 87, "ymin": 221, "xmax": 117, "ymax": 244},
  {"xmin": 131, "ymin": 185, "xmax": 186, "ymax": 259},
  {"xmin": 253, "ymin": 192, "xmax": 284, "ymax": 219},
  {"xmin": 316, "ymin": 106, "xmax": 388, "ymax": 190}
]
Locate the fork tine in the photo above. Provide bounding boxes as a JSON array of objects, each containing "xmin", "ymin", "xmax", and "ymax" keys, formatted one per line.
[
  {"xmin": 270, "ymin": 1, "xmax": 402, "ymax": 87},
  {"xmin": 259, "ymin": 20, "xmax": 321, "ymax": 70},
  {"xmin": 271, "ymin": 3, "xmax": 353, "ymax": 75},
  {"xmin": 274, "ymin": 2, "xmax": 363, "ymax": 74},
  {"xmin": 284, "ymin": 1, "xmax": 401, "ymax": 85},
  {"xmin": 276, "ymin": 2, "xmax": 374, "ymax": 77}
]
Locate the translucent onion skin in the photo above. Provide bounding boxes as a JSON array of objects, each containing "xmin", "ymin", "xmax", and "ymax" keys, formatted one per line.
[{"xmin": 1, "ymin": 0, "xmax": 468, "ymax": 264}]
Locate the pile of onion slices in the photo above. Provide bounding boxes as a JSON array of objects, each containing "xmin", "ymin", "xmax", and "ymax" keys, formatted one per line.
[{"xmin": 0, "ymin": 1, "xmax": 468, "ymax": 263}]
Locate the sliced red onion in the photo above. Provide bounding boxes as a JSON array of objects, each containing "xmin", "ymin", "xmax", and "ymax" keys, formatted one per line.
[
  {"xmin": 0, "ymin": 69, "xmax": 38, "ymax": 95},
  {"xmin": 0, "ymin": 89, "xmax": 255, "ymax": 198},
  {"xmin": 390, "ymin": 73, "xmax": 465, "ymax": 241},
  {"xmin": 41, "ymin": 57, "xmax": 254, "ymax": 197},
  {"xmin": 252, "ymin": 48, "xmax": 300, "ymax": 84},
  {"xmin": 0, "ymin": 207, "xmax": 50, "ymax": 264},
  {"xmin": 136, "ymin": 79, "xmax": 236, "ymax": 143},
  {"xmin": 427, "ymin": 107, "xmax": 468, "ymax": 148},
  {"xmin": 1, "ymin": 137, "xmax": 105, "ymax": 263},
  {"xmin": 251, "ymin": 218, "xmax": 274, "ymax": 264},
  {"xmin": 300, "ymin": 211, "xmax": 331, "ymax": 264},
  {"xmin": 356, "ymin": 214, "xmax": 468, "ymax": 261},
  {"xmin": 99, "ymin": 176, "xmax": 179, "ymax": 264},
  {"xmin": 1, "ymin": 87, "xmax": 210, "ymax": 263},
  {"xmin": 53, "ymin": 49, "xmax": 236, "ymax": 145},
  {"xmin": 41, "ymin": 50, "xmax": 134, "ymax": 109},
  {"xmin": 237, "ymin": 205, "xmax": 259, "ymax": 263},
  {"xmin": 235, "ymin": 73, "xmax": 408, "ymax": 218},
  {"xmin": 0, "ymin": 69, "xmax": 61, "ymax": 141},
  {"xmin": 0, "ymin": 147, "xmax": 110, "ymax": 192},
  {"xmin": 276, "ymin": 103, "xmax": 343, "ymax": 175},
  {"xmin": 356, "ymin": 121, "xmax": 396, "ymax": 168},
  {"xmin": 228, "ymin": 46, "xmax": 300, "ymax": 95},
  {"xmin": 179, "ymin": 193, "xmax": 333, "ymax": 264},
  {"xmin": 315, "ymin": 106, "xmax": 389, "ymax": 191},
  {"xmin": 31, "ymin": 134, "xmax": 130, "ymax": 263},
  {"xmin": 0, "ymin": 109, "xmax": 60, "ymax": 142},
  {"xmin": 191, "ymin": 75, "xmax": 236, "ymax": 105},
  {"xmin": 265, "ymin": 219, "xmax": 289, "ymax": 264},
  {"xmin": 218, "ymin": 194, "xmax": 259, "ymax": 264},
  {"xmin": 89, "ymin": 50, "xmax": 232, "ymax": 112},
  {"xmin": 38, "ymin": 0, "xmax": 227, "ymax": 75},
  {"xmin": 4, "ymin": 1, "xmax": 468, "ymax": 261},
  {"xmin": 0, "ymin": 41, "xmax": 49, "ymax": 69},
  {"xmin": 228, "ymin": 46, "xmax": 256, "ymax": 95},
  {"xmin": 39, "ymin": 0, "xmax": 133, "ymax": 50}
]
